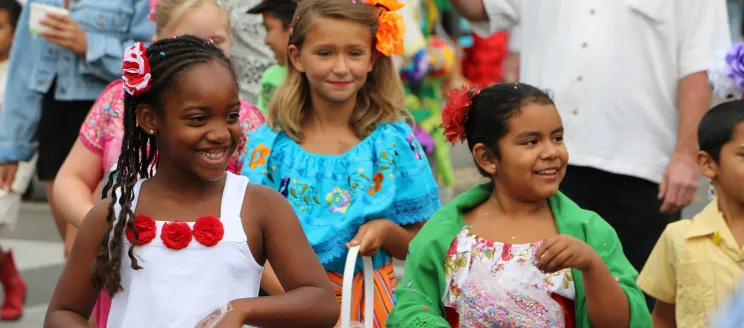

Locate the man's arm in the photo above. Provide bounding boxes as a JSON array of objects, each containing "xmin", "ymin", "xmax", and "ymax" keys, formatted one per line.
[
  {"xmin": 676, "ymin": 72, "xmax": 710, "ymax": 155},
  {"xmin": 658, "ymin": 0, "xmax": 730, "ymax": 212},
  {"xmin": 448, "ymin": 0, "xmax": 520, "ymax": 36},
  {"xmin": 658, "ymin": 72, "xmax": 710, "ymax": 213}
]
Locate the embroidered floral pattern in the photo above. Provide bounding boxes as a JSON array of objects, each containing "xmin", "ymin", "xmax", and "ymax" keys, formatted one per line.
[
  {"xmin": 369, "ymin": 172, "xmax": 385, "ymax": 195},
  {"xmin": 249, "ymin": 143, "xmax": 271, "ymax": 169},
  {"xmin": 378, "ymin": 146, "xmax": 399, "ymax": 174},
  {"xmin": 326, "ymin": 187, "xmax": 352, "ymax": 214},
  {"xmin": 263, "ymin": 165, "xmax": 278, "ymax": 183},
  {"xmin": 348, "ymin": 168, "xmax": 371, "ymax": 195},
  {"xmin": 406, "ymin": 133, "xmax": 425, "ymax": 160},
  {"xmin": 443, "ymin": 227, "xmax": 575, "ymax": 309},
  {"xmin": 287, "ymin": 179, "xmax": 321, "ymax": 213}
]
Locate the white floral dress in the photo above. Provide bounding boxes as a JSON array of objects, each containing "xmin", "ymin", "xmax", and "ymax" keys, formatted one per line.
[{"xmin": 443, "ymin": 227, "xmax": 575, "ymax": 327}]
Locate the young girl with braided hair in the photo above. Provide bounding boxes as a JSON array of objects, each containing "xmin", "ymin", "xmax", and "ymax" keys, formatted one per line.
[
  {"xmin": 53, "ymin": 1, "xmax": 266, "ymax": 325},
  {"xmin": 44, "ymin": 35, "xmax": 338, "ymax": 328},
  {"xmin": 387, "ymin": 83, "xmax": 651, "ymax": 327},
  {"xmin": 240, "ymin": 0, "xmax": 441, "ymax": 326}
]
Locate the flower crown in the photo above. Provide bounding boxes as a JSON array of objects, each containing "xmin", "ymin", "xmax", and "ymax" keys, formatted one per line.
[
  {"xmin": 364, "ymin": 0, "xmax": 405, "ymax": 56},
  {"xmin": 440, "ymin": 84, "xmax": 480, "ymax": 145},
  {"xmin": 122, "ymin": 42, "xmax": 153, "ymax": 96},
  {"xmin": 708, "ymin": 43, "xmax": 744, "ymax": 100}
]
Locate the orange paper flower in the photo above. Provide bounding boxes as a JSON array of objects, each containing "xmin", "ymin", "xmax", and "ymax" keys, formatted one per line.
[{"xmin": 366, "ymin": 0, "xmax": 405, "ymax": 56}]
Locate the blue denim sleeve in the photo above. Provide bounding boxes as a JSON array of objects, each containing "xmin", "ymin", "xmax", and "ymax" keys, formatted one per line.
[
  {"xmin": 81, "ymin": 0, "xmax": 155, "ymax": 81},
  {"xmin": 0, "ymin": 3, "xmax": 42, "ymax": 163}
]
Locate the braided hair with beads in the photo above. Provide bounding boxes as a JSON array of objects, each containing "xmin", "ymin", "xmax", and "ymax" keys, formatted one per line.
[{"xmin": 91, "ymin": 35, "xmax": 236, "ymax": 297}]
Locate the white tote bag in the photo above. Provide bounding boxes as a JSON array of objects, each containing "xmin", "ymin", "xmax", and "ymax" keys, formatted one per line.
[{"xmin": 339, "ymin": 246, "xmax": 374, "ymax": 328}]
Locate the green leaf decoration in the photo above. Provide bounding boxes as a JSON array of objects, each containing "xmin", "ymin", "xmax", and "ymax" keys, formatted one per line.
[
  {"xmin": 303, "ymin": 196, "xmax": 310, "ymax": 204},
  {"xmin": 351, "ymin": 183, "xmax": 359, "ymax": 188},
  {"xmin": 380, "ymin": 165, "xmax": 390, "ymax": 170},
  {"xmin": 290, "ymin": 188, "xmax": 297, "ymax": 198},
  {"xmin": 381, "ymin": 152, "xmax": 390, "ymax": 160},
  {"xmin": 267, "ymin": 173, "xmax": 275, "ymax": 183},
  {"xmin": 302, "ymin": 184, "xmax": 308, "ymax": 193},
  {"xmin": 360, "ymin": 174, "xmax": 368, "ymax": 179},
  {"xmin": 313, "ymin": 196, "xmax": 321, "ymax": 204}
]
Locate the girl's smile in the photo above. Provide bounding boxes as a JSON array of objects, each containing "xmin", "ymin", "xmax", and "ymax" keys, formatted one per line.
[{"xmin": 196, "ymin": 147, "xmax": 229, "ymax": 166}]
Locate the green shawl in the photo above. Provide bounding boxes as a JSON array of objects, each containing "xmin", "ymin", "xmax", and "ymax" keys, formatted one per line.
[{"xmin": 386, "ymin": 183, "xmax": 652, "ymax": 327}]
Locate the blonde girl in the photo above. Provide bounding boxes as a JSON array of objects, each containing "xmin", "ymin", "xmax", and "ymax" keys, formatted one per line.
[{"xmin": 240, "ymin": 0, "xmax": 442, "ymax": 325}]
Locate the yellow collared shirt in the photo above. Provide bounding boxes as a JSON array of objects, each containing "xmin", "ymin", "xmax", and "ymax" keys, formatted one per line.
[{"xmin": 637, "ymin": 200, "xmax": 744, "ymax": 328}]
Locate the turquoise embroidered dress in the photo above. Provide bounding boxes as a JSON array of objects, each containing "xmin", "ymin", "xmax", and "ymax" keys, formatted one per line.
[{"xmin": 241, "ymin": 121, "xmax": 442, "ymax": 273}]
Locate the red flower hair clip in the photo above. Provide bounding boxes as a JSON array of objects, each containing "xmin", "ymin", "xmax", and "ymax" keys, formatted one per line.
[
  {"xmin": 122, "ymin": 42, "xmax": 152, "ymax": 96},
  {"xmin": 440, "ymin": 85, "xmax": 479, "ymax": 145}
]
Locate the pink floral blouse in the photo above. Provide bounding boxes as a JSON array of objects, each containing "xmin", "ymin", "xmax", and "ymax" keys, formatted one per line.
[{"xmin": 80, "ymin": 80, "xmax": 265, "ymax": 175}]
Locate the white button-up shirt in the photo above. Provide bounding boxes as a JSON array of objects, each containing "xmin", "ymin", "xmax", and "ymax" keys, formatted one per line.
[{"xmin": 471, "ymin": 0, "xmax": 730, "ymax": 183}]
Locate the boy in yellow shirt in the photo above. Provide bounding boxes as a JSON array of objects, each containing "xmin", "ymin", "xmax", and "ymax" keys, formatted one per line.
[{"xmin": 637, "ymin": 100, "xmax": 744, "ymax": 327}]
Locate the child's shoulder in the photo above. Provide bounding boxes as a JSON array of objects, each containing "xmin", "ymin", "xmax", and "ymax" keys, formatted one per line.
[
  {"xmin": 658, "ymin": 199, "xmax": 720, "ymax": 247},
  {"xmin": 240, "ymin": 180, "xmax": 296, "ymax": 223},
  {"xmin": 375, "ymin": 120, "xmax": 414, "ymax": 135},
  {"xmin": 661, "ymin": 219, "xmax": 694, "ymax": 241}
]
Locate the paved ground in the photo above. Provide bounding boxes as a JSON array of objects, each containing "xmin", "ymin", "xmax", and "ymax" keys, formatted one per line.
[{"xmin": 0, "ymin": 143, "xmax": 711, "ymax": 327}]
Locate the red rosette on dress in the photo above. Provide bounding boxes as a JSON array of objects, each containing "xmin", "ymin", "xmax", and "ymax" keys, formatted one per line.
[
  {"xmin": 192, "ymin": 215, "xmax": 224, "ymax": 247},
  {"xmin": 125, "ymin": 214, "xmax": 157, "ymax": 245},
  {"xmin": 440, "ymin": 85, "xmax": 479, "ymax": 145},
  {"xmin": 160, "ymin": 220, "xmax": 193, "ymax": 250}
]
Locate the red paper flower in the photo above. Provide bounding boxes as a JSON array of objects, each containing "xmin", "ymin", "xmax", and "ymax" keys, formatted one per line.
[
  {"xmin": 125, "ymin": 214, "xmax": 157, "ymax": 245},
  {"xmin": 122, "ymin": 42, "xmax": 152, "ymax": 96},
  {"xmin": 440, "ymin": 85, "xmax": 479, "ymax": 145},
  {"xmin": 161, "ymin": 220, "xmax": 193, "ymax": 250},
  {"xmin": 192, "ymin": 215, "xmax": 224, "ymax": 247}
]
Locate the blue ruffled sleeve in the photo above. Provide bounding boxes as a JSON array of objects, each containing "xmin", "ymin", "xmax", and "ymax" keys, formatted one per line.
[{"xmin": 378, "ymin": 121, "xmax": 441, "ymax": 226}]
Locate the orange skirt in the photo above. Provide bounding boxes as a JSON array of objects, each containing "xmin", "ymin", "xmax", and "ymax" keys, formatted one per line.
[{"xmin": 327, "ymin": 261, "xmax": 397, "ymax": 328}]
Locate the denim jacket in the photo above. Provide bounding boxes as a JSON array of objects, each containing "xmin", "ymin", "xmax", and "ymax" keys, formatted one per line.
[{"xmin": 0, "ymin": 0, "xmax": 154, "ymax": 163}]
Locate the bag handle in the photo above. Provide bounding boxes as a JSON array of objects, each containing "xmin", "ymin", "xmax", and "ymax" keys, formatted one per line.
[{"xmin": 340, "ymin": 246, "xmax": 374, "ymax": 328}]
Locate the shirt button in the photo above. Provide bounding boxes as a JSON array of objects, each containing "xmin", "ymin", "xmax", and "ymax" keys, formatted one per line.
[
  {"xmin": 590, "ymin": 9, "xmax": 596, "ymax": 15},
  {"xmin": 577, "ymin": 75, "xmax": 583, "ymax": 82},
  {"xmin": 572, "ymin": 109, "xmax": 579, "ymax": 116},
  {"xmin": 581, "ymin": 42, "xmax": 588, "ymax": 48},
  {"xmin": 60, "ymin": 87, "xmax": 66, "ymax": 94}
]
